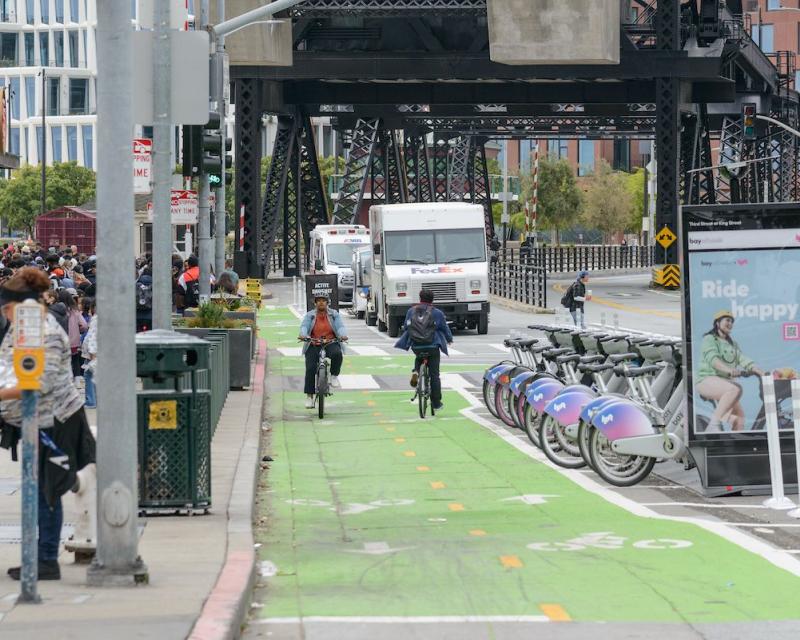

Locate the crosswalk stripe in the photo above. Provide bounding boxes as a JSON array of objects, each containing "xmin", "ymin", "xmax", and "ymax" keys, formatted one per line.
[
  {"xmin": 278, "ymin": 347, "xmax": 303, "ymax": 357},
  {"xmin": 447, "ymin": 347, "xmax": 464, "ymax": 355},
  {"xmin": 338, "ymin": 375, "xmax": 381, "ymax": 390},
  {"xmin": 348, "ymin": 346, "xmax": 390, "ymax": 356},
  {"xmin": 489, "ymin": 344, "xmax": 511, "ymax": 353},
  {"xmin": 440, "ymin": 373, "xmax": 473, "ymax": 389}
]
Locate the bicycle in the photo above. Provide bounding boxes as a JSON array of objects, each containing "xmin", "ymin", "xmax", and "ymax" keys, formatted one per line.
[
  {"xmin": 301, "ymin": 337, "xmax": 343, "ymax": 419},
  {"xmin": 411, "ymin": 345, "xmax": 437, "ymax": 419}
]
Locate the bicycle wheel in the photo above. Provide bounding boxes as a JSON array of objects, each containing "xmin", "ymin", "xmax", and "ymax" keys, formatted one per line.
[
  {"xmin": 523, "ymin": 402, "xmax": 541, "ymax": 449},
  {"xmin": 494, "ymin": 385, "xmax": 517, "ymax": 428},
  {"xmin": 511, "ymin": 392, "xmax": 527, "ymax": 430},
  {"xmin": 538, "ymin": 415, "xmax": 586, "ymax": 469},
  {"xmin": 482, "ymin": 379, "xmax": 500, "ymax": 418},
  {"xmin": 577, "ymin": 421, "xmax": 596, "ymax": 469},
  {"xmin": 418, "ymin": 363, "xmax": 429, "ymax": 419},
  {"xmin": 316, "ymin": 365, "xmax": 328, "ymax": 419},
  {"xmin": 588, "ymin": 427, "xmax": 655, "ymax": 487}
]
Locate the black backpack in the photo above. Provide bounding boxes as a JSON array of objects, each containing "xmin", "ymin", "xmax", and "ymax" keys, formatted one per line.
[
  {"xmin": 560, "ymin": 283, "xmax": 575, "ymax": 308},
  {"xmin": 184, "ymin": 279, "xmax": 200, "ymax": 308},
  {"xmin": 408, "ymin": 304, "xmax": 436, "ymax": 345},
  {"xmin": 136, "ymin": 280, "xmax": 153, "ymax": 311}
]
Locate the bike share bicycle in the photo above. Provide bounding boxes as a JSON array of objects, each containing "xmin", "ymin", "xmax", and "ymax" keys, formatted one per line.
[{"xmin": 301, "ymin": 337, "xmax": 343, "ymax": 419}]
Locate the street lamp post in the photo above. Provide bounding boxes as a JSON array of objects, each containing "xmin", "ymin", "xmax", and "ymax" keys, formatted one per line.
[{"xmin": 39, "ymin": 69, "xmax": 45, "ymax": 218}]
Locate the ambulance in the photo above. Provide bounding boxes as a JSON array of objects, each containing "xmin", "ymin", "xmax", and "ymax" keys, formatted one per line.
[
  {"xmin": 308, "ymin": 225, "xmax": 371, "ymax": 306},
  {"xmin": 369, "ymin": 203, "xmax": 490, "ymax": 337}
]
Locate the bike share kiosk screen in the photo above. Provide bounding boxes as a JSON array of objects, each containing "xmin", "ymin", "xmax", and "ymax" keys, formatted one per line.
[
  {"xmin": 305, "ymin": 274, "xmax": 339, "ymax": 311},
  {"xmin": 682, "ymin": 203, "xmax": 800, "ymax": 493}
]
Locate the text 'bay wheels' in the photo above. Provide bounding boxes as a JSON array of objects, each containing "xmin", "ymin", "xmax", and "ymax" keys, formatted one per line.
[
  {"xmin": 482, "ymin": 379, "xmax": 500, "ymax": 418},
  {"xmin": 418, "ymin": 362, "xmax": 429, "ymax": 419},
  {"xmin": 523, "ymin": 402, "xmax": 542, "ymax": 449},
  {"xmin": 538, "ymin": 414, "xmax": 586, "ymax": 469},
  {"xmin": 494, "ymin": 384, "xmax": 518, "ymax": 428},
  {"xmin": 587, "ymin": 427, "xmax": 655, "ymax": 487}
]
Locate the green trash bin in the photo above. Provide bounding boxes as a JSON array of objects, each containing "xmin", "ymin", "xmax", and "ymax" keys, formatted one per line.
[{"xmin": 136, "ymin": 330, "xmax": 212, "ymax": 511}]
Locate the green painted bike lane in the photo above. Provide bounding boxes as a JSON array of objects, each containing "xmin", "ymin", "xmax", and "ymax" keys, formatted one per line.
[{"xmin": 255, "ymin": 307, "xmax": 800, "ymax": 624}]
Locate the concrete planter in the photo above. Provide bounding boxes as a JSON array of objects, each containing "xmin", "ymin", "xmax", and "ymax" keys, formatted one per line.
[
  {"xmin": 487, "ymin": 0, "xmax": 619, "ymax": 65},
  {"xmin": 176, "ymin": 327, "xmax": 253, "ymax": 390}
]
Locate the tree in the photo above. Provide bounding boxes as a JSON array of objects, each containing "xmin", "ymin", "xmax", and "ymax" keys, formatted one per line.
[
  {"xmin": 521, "ymin": 158, "xmax": 582, "ymax": 244},
  {"xmin": 581, "ymin": 160, "xmax": 635, "ymax": 240},
  {"xmin": 0, "ymin": 162, "xmax": 96, "ymax": 235},
  {"xmin": 624, "ymin": 167, "xmax": 646, "ymax": 233}
]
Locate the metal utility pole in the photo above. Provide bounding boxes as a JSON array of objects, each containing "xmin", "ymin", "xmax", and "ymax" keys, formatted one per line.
[
  {"xmin": 501, "ymin": 139, "xmax": 509, "ymax": 248},
  {"xmin": 213, "ymin": 0, "xmax": 227, "ymax": 277},
  {"xmin": 198, "ymin": 0, "xmax": 212, "ymax": 300},
  {"xmin": 40, "ymin": 69, "xmax": 46, "ymax": 217},
  {"xmin": 88, "ymin": 0, "xmax": 148, "ymax": 587},
  {"xmin": 151, "ymin": 0, "xmax": 172, "ymax": 330}
]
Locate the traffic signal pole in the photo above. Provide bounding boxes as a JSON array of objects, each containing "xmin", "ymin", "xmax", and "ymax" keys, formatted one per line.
[
  {"xmin": 151, "ymin": 0, "xmax": 173, "ymax": 330},
  {"xmin": 213, "ymin": 0, "xmax": 226, "ymax": 277},
  {"xmin": 198, "ymin": 0, "xmax": 213, "ymax": 301},
  {"xmin": 89, "ymin": 0, "xmax": 147, "ymax": 587}
]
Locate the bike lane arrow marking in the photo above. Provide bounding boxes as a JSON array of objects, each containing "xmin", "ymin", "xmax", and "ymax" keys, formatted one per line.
[
  {"xmin": 345, "ymin": 542, "xmax": 416, "ymax": 556},
  {"xmin": 501, "ymin": 494, "xmax": 560, "ymax": 505}
]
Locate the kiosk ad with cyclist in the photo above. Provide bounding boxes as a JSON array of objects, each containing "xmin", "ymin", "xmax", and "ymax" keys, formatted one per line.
[{"xmin": 684, "ymin": 205, "xmax": 800, "ymax": 441}]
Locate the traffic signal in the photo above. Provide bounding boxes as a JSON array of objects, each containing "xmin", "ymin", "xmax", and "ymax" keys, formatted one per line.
[
  {"xmin": 181, "ymin": 125, "xmax": 202, "ymax": 178},
  {"xmin": 202, "ymin": 111, "xmax": 233, "ymax": 186},
  {"xmin": 742, "ymin": 102, "xmax": 757, "ymax": 140}
]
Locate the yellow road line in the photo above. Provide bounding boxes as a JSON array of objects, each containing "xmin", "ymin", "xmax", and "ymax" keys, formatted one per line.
[
  {"xmin": 403, "ymin": 451, "xmax": 416, "ymax": 457},
  {"xmin": 394, "ymin": 437, "xmax": 406, "ymax": 443},
  {"xmin": 500, "ymin": 555, "xmax": 523, "ymax": 569},
  {"xmin": 430, "ymin": 481, "xmax": 446, "ymax": 489},
  {"xmin": 416, "ymin": 465, "xmax": 430, "ymax": 472},
  {"xmin": 552, "ymin": 283, "xmax": 680, "ymax": 319},
  {"xmin": 540, "ymin": 604, "xmax": 572, "ymax": 622},
  {"xmin": 448, "ymin": 503, "xmax": 465, "ymax": 512},
  {"xmin": 469, "ymin": 529, "xmax": 487, "ymax": 537}
]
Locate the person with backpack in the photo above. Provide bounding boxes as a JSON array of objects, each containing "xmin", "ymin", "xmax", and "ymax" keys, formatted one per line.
[
  {"xmin": 394, "ymin": 289, "xmax": 453, "ymax": 412},
  {"xmin": 561, "ymin": 270, "xmax": 591, "ymax": 329},
  {"xmin": 298, "ymin": 293, "xmax": 349, "ymax": 409},
  {"xmin": 178, "ymin": 255, "xmax": 200, "ymax": 312},
  {"xmin": 135, "ymin": 267, "xmax": 153, "ymax": 332}
]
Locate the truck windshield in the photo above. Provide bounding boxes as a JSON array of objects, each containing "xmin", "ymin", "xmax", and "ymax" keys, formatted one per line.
[
  {"xmin": 385, "ymin": 229, "xmax": 486, "ymax": 265},
  {"xmin": 325, "ymin": 243, "xmax": 360, "ymax": 266}
]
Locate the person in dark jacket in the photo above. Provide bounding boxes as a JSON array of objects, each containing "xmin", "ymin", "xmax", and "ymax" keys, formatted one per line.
[
  {"xmin": 568, "ymin": 270, "xmax": 591, "ymax": 329},
  {"xmin": 394, "ymin": 290, "xmax": 453, "ymax": 411}
]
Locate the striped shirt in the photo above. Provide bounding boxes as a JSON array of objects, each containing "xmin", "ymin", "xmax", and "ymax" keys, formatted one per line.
[{"xmin": 0, "ymin": 313, "xmax": 83, "ymax": 428}]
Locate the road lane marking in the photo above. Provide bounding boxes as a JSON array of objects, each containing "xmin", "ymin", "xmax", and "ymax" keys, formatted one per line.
[
  {"xmin": 454, "ymin": 387, "xmax": 800, "ymax": 579},
  {"xmin": 448, "ymin": 503, "xmax": 465, "ymax": 512},
  {"xmin": 489, "ymin": 343, "xmax": 511, "ymax": 353},
  {"xmin": 500, "ymin": 555, "xmax": 523, "ymax": 568},
  {"xmin": 278, "ymin": 347, "xmax": 303, "ymax": 357},
  {"xmin": 430, "ymin": 481, "xmax": 446, "ymax": 489},
  {"xmin": 440, "ymin": 373, "xmax": 472, "ymax": 389},
  {"xmin": 470, "ymin": 529, "xmax": 487, "ymax": 536},
  {"xmin": 552, "ymin": 283, "xmax": 680, "ymax": 319},
  {"xmin": 447, "ymin": 347, "xmax": 465, "ymax": 355},
  {"xmin": 394, "ymin": 437, "xmax": 406, "ymax": 443},
  {"xmin": 349, "ymin": 346, "xmax": 390, "ymax": 356},
  {"xmin": 416, "ymin": 466, "xmax": 430, "ymax": 472},
  {"xmin": 403, "ymin": 451, "xmax": 416, "ymax": 457},
  {"xmin": 256, "ymin": 616, "xmax": 550, "ymax": 624},
  {"xmin": 339, "ymin": 375, "xmax": 380, "ymax": 390},
  {"xmin": 540, "ymin": 604, "xmax": 571, "ymax": 622}
]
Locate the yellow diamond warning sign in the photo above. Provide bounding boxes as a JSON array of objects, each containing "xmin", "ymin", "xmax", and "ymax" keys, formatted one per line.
[
  {"xmin": 149, "ymin": 400, "xmax": 178, "ymax": 430},
  {"xmin": 656, "ymin": 227, "xmax": 677, "ymax": 249}
]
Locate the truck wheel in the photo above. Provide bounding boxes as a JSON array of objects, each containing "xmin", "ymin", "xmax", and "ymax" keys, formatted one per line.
[
  {"xmin": 366, "ymin": 312, "xmax": 377, "ymax": 327},
  {"xmin": 378, "ymin": 317, "xmax": 387, "ymax": 332},
  {"xmin": 388, "ymin": 316, "xmax": 400, "ymax": 338},
  {"xmin": 357, "ymin": 311, "xmax": 365, "ymax": 320},
  {"xmin": 477, "ymin": 312, "xmax": 489, "ymax": 335}
]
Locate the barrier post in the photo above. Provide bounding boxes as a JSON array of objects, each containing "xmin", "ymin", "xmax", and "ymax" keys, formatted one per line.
[
  {"xmin": 788, "ymin": 379, "xmax": 800, "ymax": 518},
  {"xmin": 762, "ymin": 375, "xmax": 796, "ymax": 510}
]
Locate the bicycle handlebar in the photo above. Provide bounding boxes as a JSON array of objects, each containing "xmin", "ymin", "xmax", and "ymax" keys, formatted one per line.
[{"xmin": 299, "ymin": 337, "xmax": 345, "ymax": 346}]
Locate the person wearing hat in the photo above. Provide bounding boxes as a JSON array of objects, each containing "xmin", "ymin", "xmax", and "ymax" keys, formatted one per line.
[
  {"xmin": 298, "ymin": 292, "xmax": 349, "ymax": 409},
  {"xmin": 564, "ymin": 270, "xmax": 592, "ymax": 329},
  {"xmin": 0, "ymin": 267, "xmax": 94, "ymax": 581},
  {"xmin": 696, "ymin": 310, "xmax": 765, "ymax": 432}
]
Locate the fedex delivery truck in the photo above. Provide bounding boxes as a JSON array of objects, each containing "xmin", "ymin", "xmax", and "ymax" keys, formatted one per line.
[
  {"xmin": 369, "ymin": 203, "xmax": 490, "ymax": 337},
  {"xmin": 308, "ymin": 225, "xmax": 371, "ymax": 306}
]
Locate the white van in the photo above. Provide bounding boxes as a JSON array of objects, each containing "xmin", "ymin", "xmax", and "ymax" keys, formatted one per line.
[
  {"xmin": 308, "ymin": 225, "xmax": 371, "ymax": 306},
  {"xmin": 350, "ymin": 246, "xmax": 373, "ymax": 320},
  {"xmin": 369, "ymin": 203, "xmax": 490, "ymax": 337}
]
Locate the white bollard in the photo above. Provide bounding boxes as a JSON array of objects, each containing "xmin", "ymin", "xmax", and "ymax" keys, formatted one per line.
[
  {"xmin": 788, "ymin": 379, "xmax": 800, "ymax": 519},
  {"xmin": 64, "ymin": 463, "xmax": 97, "ymax": 561},
  {"xmin": 761, "ymin": 375, "xmax": 796, "ymax": 510}
]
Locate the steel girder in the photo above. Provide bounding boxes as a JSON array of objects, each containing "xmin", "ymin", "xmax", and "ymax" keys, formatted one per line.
[
  {"xmin": 262, "ymin": 116, "xmax": 299, "ymax": 270},
  {"xmin": 447, "ymin": 136, "xmax": 472, "ymax": 201},
  {"xmin": 413, "ymin": 116, "xmax": 656, "ymax": 138},
  {"xmin": 431, "ymin": 135, "xmax": 451, "ymax": 202},
  {"xmin": 384, "ymin": 130, "xmax": 407, "ymax": 204},
  {"xmin": 332, "ymin": 118, "xmax": 381, "ymax": 224},
  {"xmin": 469, "ymin": 139, "xmax": 494, "ymax": 239},
  {"xmin": 283, "ymin": 143, "xmax": 301, "ymax": 277},
  {"xmin": 716, "ymin": 116, "xmax": 744, "ymax": 203},
  {"xmin": 655, "ymin": 77, "xmax": 680, "ymax": 265},
  {"xmin": 297, "ymin": 115, "xmax": 330, "ymax": 248},
  {"xmin": 403, "ymin": 134, "xmax": 434, "ymax": 203},
  {"xmin": 234, "ymin": 79, "xmax": 264, "ymax": 278},
  {"xmin": 291, "ymin": 0, "xmax": 487, "ymax": 16}
]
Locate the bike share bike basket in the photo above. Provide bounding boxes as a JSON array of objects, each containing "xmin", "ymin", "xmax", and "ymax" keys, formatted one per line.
[{"xmin": 136, "ymin": 330, "xmax": 212, "ymax": 510}]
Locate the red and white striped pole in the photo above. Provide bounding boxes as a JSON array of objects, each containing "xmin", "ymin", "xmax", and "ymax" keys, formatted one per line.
[{"xmin": 239, "ymin": 204, "xmax": 245, "ymax": 251}]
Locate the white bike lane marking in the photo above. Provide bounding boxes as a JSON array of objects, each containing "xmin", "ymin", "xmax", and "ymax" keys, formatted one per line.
[
  {"xmin": 453, "ymin": 387, "xmax": 800, "ymax": 579},
  {"xmin": 525, "ymin": 532, "xmax": 693, "ymax": 552},
  {"xmin": 287, "ymin": 498, "xmax": 415, "ymax": 516}
]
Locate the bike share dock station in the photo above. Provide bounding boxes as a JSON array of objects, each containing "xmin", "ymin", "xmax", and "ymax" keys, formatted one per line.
[{"xmin": 682, "ymin": 203, "xmax": 800, "ymax": 497}]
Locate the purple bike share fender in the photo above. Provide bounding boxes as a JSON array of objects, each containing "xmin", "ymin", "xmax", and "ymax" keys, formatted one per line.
[
  {"xmin": 484, "ymin": 363, "xmax": 515, "ymax": 384},
  {"xmin": 510, "ymin": 371, "xmax": 537, "ymax": 397},
  {"xmin": 590, "ymin": 400, "xmax": 657, "ymax": 441},
  {"xmin": 544, "ymin": 388, "xmax": 596, "ymax": 427},
  {"xmin": 525, "ymin": 380, "xmax": 564, "ymax": 414},
  {"xmin": 580, "ymin": 396, "xmax": 622, "ymax": 426}
]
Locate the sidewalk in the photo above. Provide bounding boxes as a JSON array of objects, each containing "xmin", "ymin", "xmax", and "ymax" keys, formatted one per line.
[{"xmin": 0, "ymin": 338, "xmax": 266, "ymax": 639}]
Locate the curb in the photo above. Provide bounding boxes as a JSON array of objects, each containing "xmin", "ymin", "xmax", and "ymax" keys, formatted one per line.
[
  {"xmin": 489, "ymin": 295, "xmax": 555, "ymax": 315},
  {"xmin": 188, "ymin": 338, "xmax": 267, "ymax": 640}
]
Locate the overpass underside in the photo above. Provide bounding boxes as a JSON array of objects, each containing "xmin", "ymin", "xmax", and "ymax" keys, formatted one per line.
[{"xmin": 228, "ymin": 0, "xmax": 800, "ymax": 278}]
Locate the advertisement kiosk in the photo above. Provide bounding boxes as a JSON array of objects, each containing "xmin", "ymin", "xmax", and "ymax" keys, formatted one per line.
[{"xmin": 682, "ymin": 203, "xmax": 800, "ymax": 493}]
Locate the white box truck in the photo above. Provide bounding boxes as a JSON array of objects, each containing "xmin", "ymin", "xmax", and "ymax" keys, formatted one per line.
[
  {"xmin": 369, "ymin": 202, "xmax": 490, "ymax": 337},
  {"xmin": 308, "ymin": 225, "xmax": 371, "ymax": 307}
]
